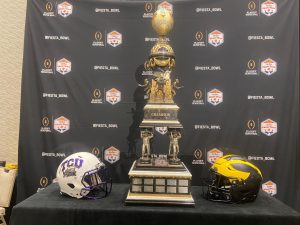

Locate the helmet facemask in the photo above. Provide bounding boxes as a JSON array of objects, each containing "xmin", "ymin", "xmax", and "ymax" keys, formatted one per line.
[{"xmin": 81, "ymin": 165, "xmax": 112, "ymax": 199}]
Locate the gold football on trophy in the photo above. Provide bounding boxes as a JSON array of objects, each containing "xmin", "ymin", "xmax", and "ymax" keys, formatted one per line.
[{"xmin": 152, "ymin": 9, "xmax": 174, "ymax": 36}]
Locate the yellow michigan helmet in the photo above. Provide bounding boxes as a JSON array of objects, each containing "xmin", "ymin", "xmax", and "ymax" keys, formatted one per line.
[{"xmin": 205, "ymin": 155, "xmax": 263, "ymax": 203}]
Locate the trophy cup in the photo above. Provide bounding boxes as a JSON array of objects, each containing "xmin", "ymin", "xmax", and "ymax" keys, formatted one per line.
[{"xmin": 125, "ymin": 8, "xmax": 194, "ymax": 205}]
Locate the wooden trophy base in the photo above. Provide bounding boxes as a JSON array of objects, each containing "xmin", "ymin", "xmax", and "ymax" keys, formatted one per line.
[{"xmin": 125, "ymin": 160, "xmax": 195, "ymax": 206}]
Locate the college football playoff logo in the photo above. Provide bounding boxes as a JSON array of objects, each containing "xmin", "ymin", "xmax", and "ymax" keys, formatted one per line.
[
  {"xmin": 54, "ymin": 116, "xmax": 70, "ymax": 133},
  {"xmin": 92, "ymin": 147, "xmax": 101, "ymax": 157},
  {"xmin": 106, "ymin": 88, "xmax": 121, "ymax": 105},
  {"xmin": 104, "ymin": 146, "xmax": 120, "ymax": 164},
  {"xmin": 45, "ymin": 2, "xmax": 53, "ymax": 12},
  {"xmin": 261, "ymin": 58, "xmax": 277, "ymax": 76},
  {"xmin": 247, "ymin": 120, "xmax": 256, "ymax": 130},
  {"xmin": 208, "ymin": 30, "xmax": 224, "ymax": 47},
  {"xmin": 261, "ymin": 1, "xmax": 277, "ymax": 16},
  {"xmin": 56, "ymin": 58, "xmax": 71, "ymax": 75},
  {"xmin": 57, "ymin": 1, "xmax": 73, "ymax": 18},
  {"xmin": 262, "ymin": 180, "xmax": 277, "ymax": 196},
  {"xmin": 40, "ymin": 177, "xmax": 49, "ymax": 188},
  {"xmin": 107, "ymin": 31, "xmax": 122, "ymax": 47},
  {"xmin": 194, "ymin": 149, "xmax": 203, "ymax": 160},
  {"xmin": 248, "ymin": 1, "xmax": 256, "ymax": 11},
  {"xmin": 207, "ymin": 89, "xmax": 223, "ymax": 106},
  {"xmin": 261, "ymin": 119, "xmax": 277, "ymax": 136},
  {"xmin": 207, "ymin": 148, "xmax": 223, "ymax": 164}
]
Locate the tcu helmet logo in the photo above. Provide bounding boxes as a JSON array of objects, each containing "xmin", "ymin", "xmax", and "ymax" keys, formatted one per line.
[
  {"xmin": 262, "ymin": 180, "xmax": 277, "ymax": 196},
  {"xmin": 106, "ymin": 88, "xmax": 121, "ymax": 105},
  {"xmin": 158, "ymin": 1, "xmax": 173, "ymax": 14},
  {"xmin": 57, "ymin": 1, "xmax": 73, "ymax": 18},
  {"xmin": 54, "ymin": 116, "xmax": 70, "ymax": 133},
  {"xmin": 261, "ymin": 119, "xmax": 277, "ymax": 136},
  {"xmin": 207, "ymin": 89, "xmax": 223, "ymax": 106},
  {"xmin": 261, "ymin": 1, "xmax": 277, "ymax": 16},
  {"xmin": 104, "ymin": 146, "xmax": 120, "ymax": 164},
  {"xmin": 155, "ymin": 127, "xmax": 168, "ymax": 135},
  {"xmin": 107, "ymin": 31, "xmax": 122, "ymax": 47},
  {"xmin": 60, "ymin": 157, "xmax": 84, "ymax": 177},
  {"xmin": 261, "ymin": 58, "xmax": 277, "ymax": 76},
  {"xmin": 208, "ymin": 30, "xmax": 224, "ymax": 47},
  {"xmin": 56, "ymin": 58, "xmax": 71, "ymax": 75},
  {"xmin": 207, "ymin": 148, "xmax": 223, "ymax": 164}
]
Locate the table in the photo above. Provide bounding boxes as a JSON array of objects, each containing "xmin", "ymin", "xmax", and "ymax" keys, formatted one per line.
[{"xmin": 10, "ymin": 183, "xmax": 300, "ymax": 225}]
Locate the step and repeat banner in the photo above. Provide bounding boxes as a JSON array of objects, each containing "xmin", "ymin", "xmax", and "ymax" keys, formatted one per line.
[{"xmin": 19, "ymin": 0, "xmax": 299, "ymax": 210}]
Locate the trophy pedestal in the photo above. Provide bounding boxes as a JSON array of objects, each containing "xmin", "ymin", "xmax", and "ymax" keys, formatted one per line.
[{"xmin": 125, "ymin": 160, "xmax": 195, "ymax": 206}]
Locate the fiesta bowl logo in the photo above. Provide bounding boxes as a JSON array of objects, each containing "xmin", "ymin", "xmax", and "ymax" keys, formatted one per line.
[
  {"xmin": 208, "ymin": 30, "xmax": 224, "ymax": 47},
  {"xmin": 207, "ymin": 89, "xmax": 223, "ymax": 106},
  {"xmin": 261, "ymin": 58, "xmax": 277, "ymax": 76},
  {"xmin": 261, "ymin": 119, "xmax": 277, "ymax": 136},
  {"xmin": 207, "ymin": 148, "xmax": 223, "ymax": 164},
  {"xmin": 158, "ymin": 1, "xmax": 173, "ymax": 14},
  {"xmin": 107, "ymin": 31, "xmax": 122, "ymax": 47},
  {"xmin": 56, "ymin": 58, "xmax": 71, "ymax": 75},
  {"xmin": 57, "ymin": 1, "xmax": 73, "ymax": 18},
  {"xmin": 106, "ymin": 88, "xmax": 121, "ymax": 105},
  {"xmin": 262, "ymin": 180, "xmax": 277, "ymax": 196},
  {"xmin": 54, "ymin": 116, "xmax": 70, "ymax": 133},
  {"xmin": 261, "ymin": 1, "xmax": 277, "ymax": 16},
  {"xmin": 104, "ymin": 146, "xmax": 120, "ymax": 164},
  {"xmin": 155, "ymin": 126, "xmax": 168, "ymax": 135}
]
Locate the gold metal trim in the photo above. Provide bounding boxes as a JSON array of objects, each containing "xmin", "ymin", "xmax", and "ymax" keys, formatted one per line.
[
  {"xmin": 141, "ymin": 120, "xmax": 180, "ymax": 124},
  {"xmin": 144, "ymin": 104, "xmax": 179, "ymax": 109},
  {"xmin": 128, "ymin": 161, "xmax": 192, "ymax": 178}
]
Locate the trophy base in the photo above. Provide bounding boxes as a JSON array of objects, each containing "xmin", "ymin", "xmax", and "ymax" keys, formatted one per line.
[
  {"xmin": 125, "ymin": 160, "xmax": 195, "ymax": 206},
  {"xmin": 125, "ymin": 191, "xmax": 195, "ymax": 206}
]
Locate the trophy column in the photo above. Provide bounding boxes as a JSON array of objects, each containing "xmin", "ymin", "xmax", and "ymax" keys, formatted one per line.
[{"xmin": 125, "ymin": 8, "xmax": 194, "ymax": 206}]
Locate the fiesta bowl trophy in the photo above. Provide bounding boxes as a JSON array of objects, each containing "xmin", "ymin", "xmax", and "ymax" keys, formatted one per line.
[{"xmin": 125, "ymin": 8, "xmax": 194, "ymax": 206}]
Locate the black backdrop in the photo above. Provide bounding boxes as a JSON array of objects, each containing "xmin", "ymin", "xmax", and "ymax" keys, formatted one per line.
[{"xmin": 18, "ymin": 0, "xmax": 299, "ymax": 211}]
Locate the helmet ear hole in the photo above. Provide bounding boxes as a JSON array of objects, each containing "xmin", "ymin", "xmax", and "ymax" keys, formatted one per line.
[{"xmin": 67, "ymin": 183, "xmax": 75, "ymax": 189}]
